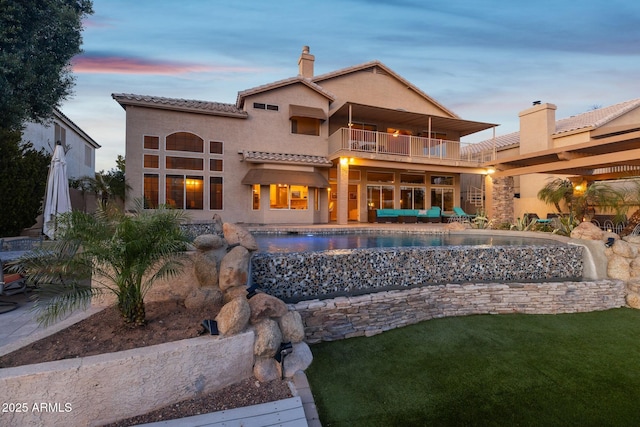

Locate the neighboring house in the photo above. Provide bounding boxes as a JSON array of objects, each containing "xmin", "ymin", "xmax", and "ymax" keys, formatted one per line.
[
  {"xmin": 470, "ymin": 99, "xmax": 640, "ymax": 222},
  {"xmin": 113, "ymin": 46, "xmax": 496, "ymax": 225},
  {"xmin": 22, "ymin": 108, "xmax": 101, "ymax": 180}
]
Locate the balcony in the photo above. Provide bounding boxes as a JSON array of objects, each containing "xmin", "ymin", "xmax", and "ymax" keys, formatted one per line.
[{"xmin": 328, "ymin": 128, "xmax": 495, "ymax": 164}]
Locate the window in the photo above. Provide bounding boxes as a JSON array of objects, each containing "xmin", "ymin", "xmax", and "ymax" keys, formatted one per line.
[
  {"xmin": 291, "ymin": 117, "xmax": 320, "ymax": 136},
  {"xmin": 401, "ymin": 186, "xmax": 426, "ymax": 209},
  {"xmin": 253, "ymin": 102, "xmax": 279, "ymax": 111},
  {"xmin": 367, "ymin": 185, "xmax": 394, "ymax": 209},
  {"xmin": 166, "ymin": 156, "xmax": 204, "ymax": 170},
  {"xmin": 252, "ymin": 184, "xmax": 260, "ymax": 210},
  {"xmin": 400, "ymin": 173, "xmax": 425, "ymax": 184},
  {"xmin": 84, "ymin": 145, "xmax": 92, "ymax": 167},
  {"xmin": 144, "ymin": 154, "xmax": 159, "ymax": 168},
  {"xmin": 210, "ymin": 159, "xmax": 223, "ymax": 171},
  {"xmin": 367, "ymin": 171, "xmax": 394, "ymax": 183},
  {"xmin": 431, "ymin": 188, "xmax": 454, "ymax": 211},
  {"xmin": 166, "ymin": 132, "xmax": 203, "ymax": 153},
  {"xmin": 210, "ymin": 177, "xmax": 223, "ymax": 210},
  {"xmin": 166, "ymin": 175, "xmax": 203, "ymax": 210},
  {"xmin": 431, "ymin": 175, "xmax": 454, "ymax": 185},
  {"xmin": 54, "ymin": 123, "xmax": 66, "ymax": 145},
  {"xmin": 269, "ymin": 184, "xmax": 308, "ymax": 210},
  {"xmin": 144, "ymin": 136, "xmax": 159, "ymax": 149},
  {"xmin": 209, "ymin": 141, "xmax": 223, "ymax": 154},
  {"xmin": 143, "ymin": 174, "xmax": 159, "ymax": 208}
]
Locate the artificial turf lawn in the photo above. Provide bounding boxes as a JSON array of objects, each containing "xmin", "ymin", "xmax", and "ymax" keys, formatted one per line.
[{"xmin": 306, "ymin": 308, "xmax": 640, "ymax": 426}]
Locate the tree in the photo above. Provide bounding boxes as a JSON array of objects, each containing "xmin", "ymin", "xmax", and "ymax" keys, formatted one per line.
[
  {"xmin": 0, "ymin": 0, "xmax": 94, "ymax": 131},
  {"xmin": 537, "ymin": 178, "xmax": 574, "ymax": 214},
  {"xmin": 0, "ymin": 129, "xmax": 50, "ymax": 236},
  {"xmin": 71, "ymin": 155, "xmax": 129, "ymax": 210},
  {"xmin": 18, "ymin": 202, "xmax": 190, "ymax": 326}
]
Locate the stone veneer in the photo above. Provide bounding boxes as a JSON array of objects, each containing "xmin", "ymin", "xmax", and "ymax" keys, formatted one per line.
[
  {"xmin": 251, "ymin": 244, "xmax": 584, "ymax": 302},
  {"xmin": 291, "ymin": 280, "xmax": 626, "ymax": 343}
]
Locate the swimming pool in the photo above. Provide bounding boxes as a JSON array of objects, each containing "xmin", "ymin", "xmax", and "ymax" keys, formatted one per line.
[{"xmin": 253, "ymin": 233, "xmax": 562, "ymax": 253}]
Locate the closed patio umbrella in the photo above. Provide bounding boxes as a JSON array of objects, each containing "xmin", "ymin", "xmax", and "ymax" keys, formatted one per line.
[{"xmin": 43, "ymin": 142, "xmax": 72, "ymax": 239}]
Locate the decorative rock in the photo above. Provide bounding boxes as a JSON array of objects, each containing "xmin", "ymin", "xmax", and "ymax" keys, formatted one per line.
[
  {"xmin": 253, "ymin": 357, "xmax": 281, "ymax": 382},
  {"xmin": 626, "ymin": 292, "xmax": 640, "ymax": 309},
  {"xmin": 248, "ymin": 292, "xmax": 289, "ymax": 324},
  {"xmin": 282, "ymin": 341, "xmax": 313, "ymax": 378},
  {"xmin": 219, "ymin": 246, "xmax": 250, "ymax": 291},
  {"xmin": 607, "ymin": 255, "xmax": 631, "ymax": 281},
  {"xmin": 215, "ymin": 296, "xmax": 251, "ymax": 336},
  {"xmin": 211, "ymin": 213, "xmax": 224, "ymax": 235},
  {"xmin": 193, "ymin": 252, "xmax": 219, "ymax": 287},
  {"xmin": 444, "ymin": 221, "xmax": 467, "ymax": 231},
  {"xmin": 223, "ymin": 223, "xmax": 259, "ymax": 251},
  {"xmin": 623, "ymin": 235, "xmax": 640, "ymax": 245},
  {"xmin": 278, "ymin": 310, "xmax": 305, "ymax": 343},
  {"xmin": 627, "ymin": 281, "xmax": 640, "ymax": 294},
  {"xmin": 223, "ymin": 285, "xmax": 250, "ymax": 304},
  {"xmin": 193, "ymin": 234, "xmax": 225, "ymax": 251},
  {"xmin": 253, "ymin": 319, "xmax": 282, "ymax": 358},
  {"xmin": 184, "ymin": 286, "xmax": 223, "ymax": 310},
  {"xmin": 612, "ymin": 240, "xmax": 637, "ymax": 259},
  {"xmin": 630, "ymin": 259, "xmax": 640, "ymax": 278},
  {"xmin": 570, "ymin": 221, "xmax": 604, "ymax": 240}
]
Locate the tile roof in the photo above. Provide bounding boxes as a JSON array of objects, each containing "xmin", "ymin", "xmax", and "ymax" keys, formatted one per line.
[
  {"xmin": 242, "ymin": 151, "xmax": 333, "ymax": 167},
  {"xmin": 112, "ymin": 93, "xmax": 247, "ymax": 118},
  {"xmin": 554, "ymin": 98, "xmax": 640, "ymax": 134},
  {"xmin": 469, "ymin": 98, "xmax": 640, "ymax": 152}
]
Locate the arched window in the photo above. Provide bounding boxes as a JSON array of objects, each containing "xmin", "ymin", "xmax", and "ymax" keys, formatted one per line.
[{"xmin": 166, "ymin": 132, "xmax": 203, "ymax": 153}]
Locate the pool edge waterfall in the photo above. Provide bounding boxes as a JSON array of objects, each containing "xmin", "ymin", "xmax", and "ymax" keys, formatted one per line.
[{"xmin": 249, "ymin": 233, "xmax": 584, "ymax": 302}]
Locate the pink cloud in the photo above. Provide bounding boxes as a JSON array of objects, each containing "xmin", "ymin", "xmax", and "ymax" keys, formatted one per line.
[{"xmin": 72, "ymin": 55, "xmax": 253, "ymax": 75}]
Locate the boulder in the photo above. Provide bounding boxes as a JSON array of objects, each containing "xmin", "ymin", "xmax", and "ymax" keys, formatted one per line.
[
  {"xmin": 626, "ymin": 292, "xmax": 640, "ymax": 309},
  {"xmin": 570, "ymin": 222, "xmax": 604, "ymax": 240},
  {"xmin": 223, "ymin": 285, "xmax": 250, "ymax": 304},
  {"xmin": 444, "ymin": 221, "xmax": 467, "ymax": 231},
  {"xmin": 184, "ymin": 286, "xmax": 223, "ymax": 310},
  {"xmin": 193, "ymin": 252, "xmax": 219, "ymax": 287},
  {"xmin": 278, "ymin": 310, "xmax": 306, "ymax": 343},
  {"xmin": 253, "ymin": 319, "xmax": 282, "ymax": 358},
  {"xmin": 215, "ymin": 297, "xmax": 250, "ymax": 336},
  {"xmin": 630, "ymin": 258, "xmax": 640, "ymax": 278},
  {"xmin": 193, "ymin": 234, "xmax": 225, "ymax": 251},
  {"xmin": 624, "ymin": 235, "xmax": 640, "ymax": 245},
  {"xmin": 607, "ymin": 255, "xmax": 631, "ymax": 281},
  {"xmin": 248, "ymin": 292, "xmax": 288, "ymax": 324},
  {"xmin": 218, "ymin": 246, "xmax": 250, "ymax": 291},
  {"xmin": 223, "ymin": 223, "xmax": 259, "ymax": 251},
  {"xmin": 253, "ymin": 357, "xmax": 281, "ymax": 382},
  {"xmin": 612, "ymin": 240, "xmax": 637, "ymax": 259},
  {"xmin": 211, "ymin": 213, "xmax": 224, "ymax": 235},
  {"xmin": 282, "ymin": 341, "xmax": 313, "ymax": 378}
]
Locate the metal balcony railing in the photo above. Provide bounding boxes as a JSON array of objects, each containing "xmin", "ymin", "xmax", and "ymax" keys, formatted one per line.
[{"xmin": 329, "ymin": 128, "xmax": 494, "ymax": 163}]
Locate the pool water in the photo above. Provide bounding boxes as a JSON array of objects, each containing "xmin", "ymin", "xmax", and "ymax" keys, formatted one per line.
[{"xmin": 253, "ymin": 233, "xmax": 562, "ymax": 253}]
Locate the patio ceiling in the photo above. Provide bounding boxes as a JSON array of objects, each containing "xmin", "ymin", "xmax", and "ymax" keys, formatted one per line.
[
  {"xmin": 330, "ymin": 103, "xmax": 497, "ymax": 137},
  {"xmin": 485, "ymin": 130, "xmax": 640, "ymax": 180}
]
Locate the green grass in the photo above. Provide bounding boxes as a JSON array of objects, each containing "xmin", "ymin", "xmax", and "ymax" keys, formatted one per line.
[{"xmin": 306, "ymin": 308, "xmax": 640, "ymax": 426}]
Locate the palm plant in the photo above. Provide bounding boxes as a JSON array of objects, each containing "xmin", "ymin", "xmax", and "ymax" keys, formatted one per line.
[
  {"xmin": 18, "ymin": 202, "xmax": 190, "ymax": 326},
  {"xmin": 537, "ymin": 178, "xmax": 573, "ymax": 214}
]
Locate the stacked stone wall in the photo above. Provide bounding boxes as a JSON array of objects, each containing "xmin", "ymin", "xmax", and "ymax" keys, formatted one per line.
[
  {"xmin": 491, "ymin": 176, "xmax": 515, "ymax": 225},
  {"xmin": 292, "ymin": 280, "xmax": 625, "ymax": 343}
]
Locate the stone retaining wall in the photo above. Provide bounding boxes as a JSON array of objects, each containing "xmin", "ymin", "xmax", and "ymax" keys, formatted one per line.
[{"xmin": 291, "ymin": 280, "xmax": 626, "ymax": 343}]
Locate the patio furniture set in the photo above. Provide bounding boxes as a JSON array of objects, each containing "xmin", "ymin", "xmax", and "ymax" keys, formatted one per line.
[{"xmin": 373, "ymin": 206, "xmax": 476, "ymax": 223}]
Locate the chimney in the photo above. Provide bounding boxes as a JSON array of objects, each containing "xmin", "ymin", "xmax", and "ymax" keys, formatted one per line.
[
  {"xmin": 298, "ymin": 45, "xmax": 315, "ymax": 78},
  {"xmin": 518, "ymin": 102, "xmax": 556, "ymax": 154}
]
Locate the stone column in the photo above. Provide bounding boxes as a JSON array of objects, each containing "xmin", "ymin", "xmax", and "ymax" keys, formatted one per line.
[
  {"xmin": 337, "ymin": 158, "xmax": 349, "ymax": 224},
  {"xmin": 491, "ymin": 176, "xmax": 514, "ymax": 225}
]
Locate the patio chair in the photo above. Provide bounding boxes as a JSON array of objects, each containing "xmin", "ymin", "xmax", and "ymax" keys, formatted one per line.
[{"xmin": 524, "ymin": 213, "xmax": 551, "ymax": 225}]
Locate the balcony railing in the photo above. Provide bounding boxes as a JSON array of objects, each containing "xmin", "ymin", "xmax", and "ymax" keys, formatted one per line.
[{"xmin": 329, "ymin": 128, "xmax": 494, "ymax": 163}]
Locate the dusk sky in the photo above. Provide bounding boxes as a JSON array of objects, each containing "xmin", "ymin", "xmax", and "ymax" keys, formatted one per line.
[{"xmin": 61, "ymin": 0, "xmax": 640, "ymax": 171}]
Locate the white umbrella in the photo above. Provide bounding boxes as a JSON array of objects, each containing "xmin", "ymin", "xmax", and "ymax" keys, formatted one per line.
[{"xmin": 43, "ymin": 142, "xmax": 72, "ymax": 239}]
